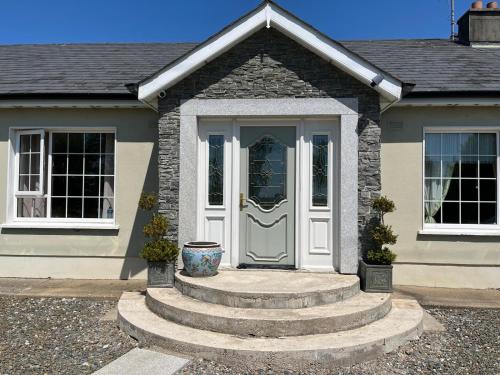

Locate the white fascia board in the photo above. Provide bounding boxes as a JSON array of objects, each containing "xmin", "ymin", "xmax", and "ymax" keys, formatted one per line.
[
  {"xmin": 268, "ymin": 6, "xmax": 402, "ymax": 101},
  {"xmin": 138, "ymin": 7, "xmax": 268, "ymax": 103},
  {"xmin": 138, "ymin": 3, "xmax": 403, "ymax": 105},
  {"xmin": 0, "ymin": 99, "xmax": 146, "ymax": 109},
  {"xmin": 394, "ymin": 97, "xmax": 500, "ymax": 107}
]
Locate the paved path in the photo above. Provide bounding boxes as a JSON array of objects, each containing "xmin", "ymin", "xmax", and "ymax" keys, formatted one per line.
[
  {"xmin": 92, "ymin": 348, "xmax": 189, "ymax": 375},
  {"xmin": 0, "ymin": 278, "xmax": 145, "ymax": 299},
  {"xmin": 394, "ymin": 285, "xmax": 500, "ymax": 309}
]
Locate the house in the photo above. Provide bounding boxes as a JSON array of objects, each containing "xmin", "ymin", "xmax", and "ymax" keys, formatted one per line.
[{"xmin": 0, "ymin": 0, "xmax": 499, "ymax": 289}]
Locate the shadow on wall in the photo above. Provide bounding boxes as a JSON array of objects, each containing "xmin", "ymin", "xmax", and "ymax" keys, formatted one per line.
[{"xmin": 119, "ymin": 128, "xmax": 159, "ymax": 279}]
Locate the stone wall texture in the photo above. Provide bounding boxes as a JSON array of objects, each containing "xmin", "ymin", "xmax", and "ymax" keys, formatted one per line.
[{"xmin": 158, "ymin": 28, "xmax": 381, "ymax": 257}]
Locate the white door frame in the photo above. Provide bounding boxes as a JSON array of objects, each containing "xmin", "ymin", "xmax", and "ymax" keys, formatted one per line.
[{"xmin": 179, "ymin": 98, "xmax": 360, "ymax": 274}]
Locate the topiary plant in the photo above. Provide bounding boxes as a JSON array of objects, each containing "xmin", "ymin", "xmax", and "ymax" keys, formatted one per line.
[
  {"xmin": 366, "ymin": 196, "xmax": 397, "ymax": 265},
  {"xmin": 138, "ymin": 192, "xmax": 179, "ymax": 263}
]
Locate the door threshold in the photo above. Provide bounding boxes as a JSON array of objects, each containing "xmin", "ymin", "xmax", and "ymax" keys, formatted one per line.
[{"xmin": 237, "ymin": 264, "xmax": 297, "ymax": 271}]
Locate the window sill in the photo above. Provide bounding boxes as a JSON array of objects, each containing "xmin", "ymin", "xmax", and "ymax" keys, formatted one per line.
[
  {"xmin": 418, "ymin": 228, "xmax": 500, "ymax": 236},
  {"xmin": 1, "ymin": 222, "xmax": 119, "ymax": 230}
]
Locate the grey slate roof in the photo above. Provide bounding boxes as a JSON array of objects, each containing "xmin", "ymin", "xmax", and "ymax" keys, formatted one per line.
[
  {"xmin": 0, "ymin": 39, "xmax": 499, "ymax": 97},
  {"xmin": 342, "ymin": 39, "xmax": 500, "ymax": 94},
  {"xmin": 0, "ymin": 43, "xmax": 197, "ymax": 96}
]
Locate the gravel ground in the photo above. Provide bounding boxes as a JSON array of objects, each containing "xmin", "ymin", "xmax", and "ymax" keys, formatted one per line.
[
  {"xmin": 0, "ymin": 296, "xmax": 137, "ymax": 375},
  {"xmin": 0, "ymin": 296, "xmax": 498, "ymax": 375},
  {"xmin": 181, "ymin": 307, "xmax": 500, "ymax": 375}
]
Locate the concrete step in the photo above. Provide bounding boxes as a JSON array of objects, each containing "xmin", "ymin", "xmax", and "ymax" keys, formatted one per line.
[
  {"xmin": 174, "ymin": 270, "xmax": 360, "ymax": 309},
  {"xmin": 146, "ymin": 287, "xmax": 392, "ymax": 337},
  {"xmin": 118, "ymin": 292, "xmax": 423, "ymax": 371}
]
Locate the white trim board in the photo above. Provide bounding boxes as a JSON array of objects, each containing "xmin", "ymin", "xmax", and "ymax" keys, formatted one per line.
[
  {"xmin": 138, "ymin": 2, "xmax": 403, "ymax": 106},
  {"xmin": 394, "ymin": 98, "xmax": 500, "ymax": 107}
]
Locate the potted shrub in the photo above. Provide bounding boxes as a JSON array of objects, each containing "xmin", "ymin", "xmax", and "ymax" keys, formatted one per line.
[
  {"xmin": 138, "ymin": 192, "xmax": 179, "ymax": 288},
  {"xmin": 359, "ymin": 196, "xmax": 398, "ymax": 293}
]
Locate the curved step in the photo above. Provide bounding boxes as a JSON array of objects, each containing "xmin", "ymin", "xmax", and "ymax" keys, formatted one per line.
[
  {"xmin": 175, "ymin": 270, "xmax": 360, "ymax": 308},
  {"xmin": 119, "ymin": 293, "xmax": 423, "ymax": 371},
  {"xmin": 146, "ymin": 287, "xmax": 392, "ymax": 337}
]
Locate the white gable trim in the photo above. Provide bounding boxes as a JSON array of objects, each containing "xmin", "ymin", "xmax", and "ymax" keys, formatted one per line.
[{"xmin": 138, "ymin": 2, "xmax": 403, "ymax": 106}]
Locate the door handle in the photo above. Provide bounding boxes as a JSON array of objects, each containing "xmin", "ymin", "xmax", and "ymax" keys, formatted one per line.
[{"xmin": 240, "ymin": 193, "xmax": 246, "ymax": 208}]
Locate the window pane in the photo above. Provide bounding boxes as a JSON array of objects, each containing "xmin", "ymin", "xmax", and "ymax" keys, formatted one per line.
[
  {"xmin": 83, "ymin": 198, "xmax": 99, "ymax": 218},
  {"xmin": 52, "ymin": 133, "xmax": 67, "ymax": 153},
  {"xmin": 248, "ymin": 136, "xmax": 287, "ymax": 210},
  {"xmin": 442, "ymin": 202, "xmax": 459, "ymax": 223},
  {"xmin": 101, "ymin": 176, "xmax": 114, "ymax": 197},
  {"xmin": 442, "ymin": 156, "xmax": 459, "ymax": 178},
  {"xmin": 208, "ymin": 135, "xmax": 224, "ymax": 206},
  {"xmin": 479, "ymin": 133, "xmax": 496, "ymax": 155},
  {"xmin": 425, "ymin": 134, "xmax": 441, "ymax": 155},
  {"xmin": 101, "ymin": 155, "xmax": 114, "ymax": 175},
  {"xmin": 425, "ymin": 156, "xmax": 440, "ymax": 177},
  {"xmin": 67, "ymin": 198, "xmax": 83, "ymax": 218},
  {"xmin": 443, "ymin": 179, "xmax": 459, "ymax": 201},
  {"xmin": 425, "ymin": 202, "xmax": 442, "ymax": 223},
  {"xmin": 68, "ymin": 133, "xmax": 84, "ymax": 153},
  {"xmin": 461, "ymin": 133, "xmax": 478, "ymax": 155},
  {"xmin": 17, "ymin": 198, "xmax": 46, "ymax": 218},
  {"xmin": 84, "ymin": 176, "xmax": 99, "ymax": 196},
  {"xmin": 442, "ymin": 133, "xmax": 460, "ymax": 155},
  {"xmin": 100, "ymin": 198, "xmax": 114, "ymax": 219},
  {"xmin": 85, "ymin": 155, "xmax": 100, "ymax": 175},
  {"xmin": 312, "ymin": 135, "xmax": 328, "ymax": 207},
  {"xmin": 18, "ymin": 175, "xmax": 29, "ymax": 191},
  {"xmin": 480, "ymin": 203, "xmax": 496, "ymax": 224},
  {"xmin": 31, "ymin": 154, "xmax": 40, "ymax": 174},
  {"xmin": 479, "ymin": 156, "xmax": 496, "ymax": 178},
  {"xmin": 85, "ymin": 133, "xmax": 100, "ymax": 153},
  {"xmin": 31, "ymin": 134, "xmax": 40, "ymax": 152},
  {"xmin": 480, "ymin": 179, "xmax": 496, "ymax": 202},
  {"xmin": 425, "ymin": 179, "xmax": 441, "ymax": 201},
  {"xmin": 461, "ymin": 202, "xmax": 478, "ymax": 224},
  {"xmin": 461, "ymin": 156, "xmax": 478, "ymax": 178},
  {"xmin": 68, "ymin": 155, "xmax": 83, "ymax": 174},
  {"xmin": 51, "ymin": 198, "xmax": 66, "ymax": 218},
  {"xmin": 19, "ymin": 154, "xmax": 30, "ymax": 174},
  {"xmin": 461, "ymin": 179, "xmax": 478, "ymax": 201},
  {"xmin": 20, "ymin": 135, "xmax": 31, "ymax": 153},
  {"xmin": 29, "ymin": 175, "xmax": 40, "ymax": 191},
  {"xmin": 68, "ymin": 176, "xmax": 83, "ymax": 196},
  {"xmin": 51, "ymin": 176, "xmax": 66, "ymax": 196},
  {"xmin": 101, "ymin": 133, "xmax": 115, "ymax": 154},
  {"xmin": 52, "ymin": 154, "xmax": 67, "ymax": 175}
]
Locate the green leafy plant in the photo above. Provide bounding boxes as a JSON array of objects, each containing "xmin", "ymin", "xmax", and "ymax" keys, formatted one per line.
[
  {"xmin": 367, "ymin": 196, "xmax": 398, "ymax": 265},
  {"xmin": 138, "ymin": 192, "xmax": 179, "ymax": 263}
]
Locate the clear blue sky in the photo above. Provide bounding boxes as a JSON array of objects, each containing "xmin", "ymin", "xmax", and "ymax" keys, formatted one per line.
[{"xmin": 0, "ymin": 0, "xmax": 474, "ymax": 45}]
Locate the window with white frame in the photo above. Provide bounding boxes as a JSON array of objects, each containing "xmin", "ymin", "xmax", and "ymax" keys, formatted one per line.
[
  {"xmin": 424, "ymin": 131, "xmax": 498, "ymax": 227},
  {"xmin": 10, "ymin": 129, "xmax": 116, "ymax": 223}
]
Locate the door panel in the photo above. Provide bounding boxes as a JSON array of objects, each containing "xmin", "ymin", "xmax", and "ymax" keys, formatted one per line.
[{"xmin": 239, "ymin": 126, "xmax": 295, "ymax": 266}]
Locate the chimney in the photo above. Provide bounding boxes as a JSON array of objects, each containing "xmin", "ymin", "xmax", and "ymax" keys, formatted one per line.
[{"xmin": 458, "ymin": 1, "xmax": 500, "ymax": 46}]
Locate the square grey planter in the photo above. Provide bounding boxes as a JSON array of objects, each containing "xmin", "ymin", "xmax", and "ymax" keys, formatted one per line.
[
  {"xmin": 359, "ymin": 260, "xmax": 393, "ymax": 293},
  {"xmin": 147, "ymin": 261, "xmax": 175, "ymax": 288}
]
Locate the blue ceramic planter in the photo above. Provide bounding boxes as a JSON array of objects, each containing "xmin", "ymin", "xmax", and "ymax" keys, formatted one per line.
[{"xmin": 182, "ymin": 241, "xmax": 224, "ymax": 277}]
